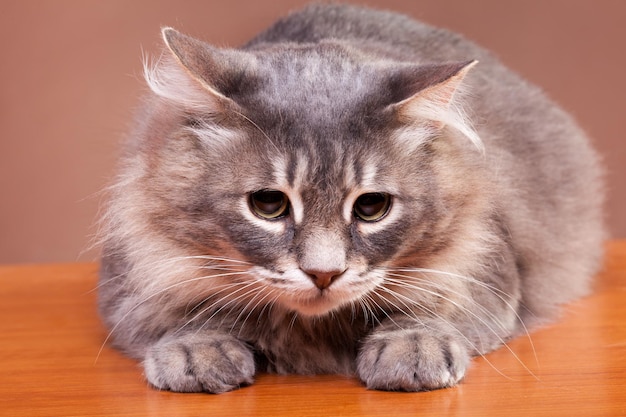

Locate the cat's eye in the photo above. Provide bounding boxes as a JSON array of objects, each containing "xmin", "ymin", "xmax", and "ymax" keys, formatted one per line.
[
  {"xmin": 353, "ymin": 193, "xmax": 392, "ymax": 222},
  {"xmin": 249, "ymin": 190, "xmax": 290, "ymax": 219}
]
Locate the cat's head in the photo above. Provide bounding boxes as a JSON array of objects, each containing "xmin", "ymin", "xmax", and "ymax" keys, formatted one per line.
[{"xmin": 120, "ymin": 28, "xmax": 483, "ymax": 318}]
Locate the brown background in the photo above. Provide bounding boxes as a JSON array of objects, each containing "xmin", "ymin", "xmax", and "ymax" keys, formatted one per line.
[{"xmin": 1, "ymin": 0, "xmax": 624, "ymax": 264}]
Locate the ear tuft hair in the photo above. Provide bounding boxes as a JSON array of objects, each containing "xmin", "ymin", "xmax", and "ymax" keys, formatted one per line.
[
  {"xmin": 395, "ymin": 61, "xmax": 483, "ymax": 152},
  {"xmin": 143, "ymin": 51, "xmax": 222, "ymax": 113}
]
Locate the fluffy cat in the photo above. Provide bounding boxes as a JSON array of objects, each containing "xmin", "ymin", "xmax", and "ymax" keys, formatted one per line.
[{"xmin": 98, "ymin": 4, "xmax": 604, "ymax": 393}]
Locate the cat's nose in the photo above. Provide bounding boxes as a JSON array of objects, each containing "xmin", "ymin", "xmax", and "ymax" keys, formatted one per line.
[{"xmin": 304, "ymin": 269, "xmax": 345, "ymax": 290}]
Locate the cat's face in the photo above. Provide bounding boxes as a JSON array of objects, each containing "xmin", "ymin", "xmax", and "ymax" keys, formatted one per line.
[{"xmin": 134, "ymin": 29, "xmax": 479, "ymax": 317}]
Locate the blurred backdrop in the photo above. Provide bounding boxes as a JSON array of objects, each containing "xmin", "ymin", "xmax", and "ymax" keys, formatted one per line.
[{"xmin": 1, "ymin": 0, "xmax": 624, "ymax": 264}]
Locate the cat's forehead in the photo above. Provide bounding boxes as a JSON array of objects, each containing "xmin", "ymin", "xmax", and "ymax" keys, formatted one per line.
[
  {"xmin": 234, "ymin": 43, "xmax": 396, "ymax": 150},
  {"xmin": 253, "ymin": 42, "xmax": 370, "ymax": 75},
  {"xmin": 249, "ymin": 43, "xmax": 381, "ymax": 106}
]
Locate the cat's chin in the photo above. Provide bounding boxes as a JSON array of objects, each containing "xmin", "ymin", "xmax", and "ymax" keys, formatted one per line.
[{"xmin": 280, "ymin": 293, "xmax": 349, "ymax": 318}]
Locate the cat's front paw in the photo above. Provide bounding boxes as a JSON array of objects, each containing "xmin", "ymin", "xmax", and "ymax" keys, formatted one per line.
[
  {"xmin": 143, "ymin": 332, "xmax": 255, "ymax": 393},
  {"xmin": 357, "ymin": 327, "xmax": 469, "ymax": 391}
]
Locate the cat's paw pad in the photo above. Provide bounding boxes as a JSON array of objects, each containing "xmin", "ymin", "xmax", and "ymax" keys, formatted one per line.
[
  {"xmin": 357, "ymin": 329, "xmax": 469, "ymax": 391},
  {"xmin": 143, "ymin": 332, "xmax": 255, "ymax": 393}
]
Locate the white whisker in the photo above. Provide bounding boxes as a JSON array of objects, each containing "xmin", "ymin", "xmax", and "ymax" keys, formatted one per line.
[
  {"xmin": 287, "ymin": 311, "xmax": 299, "ymax": 333},
  {"xmin": 375, "ymin": 282, "xmax": 518, "ymax": 381},
  {"xmin": 389, "ymin": 267, "xmax": 538, "ymax": 369},
  {"xmin": 199, "ymin": 281, "xmax": 264, "ymax": 331},
  {"xmin": 381, "ymin": 270, "xmax": 539, "ymax": 380},
  {"xmin": 362, "ymin": 292, "xmax": 406, "ymax": 330},
  {"xmin": 96, "ymin": 267, "xmax": 250, "ymax": 363},
  {"xmin": 234, "ymin": 286, "xmax": 278, "ymax": 336}
]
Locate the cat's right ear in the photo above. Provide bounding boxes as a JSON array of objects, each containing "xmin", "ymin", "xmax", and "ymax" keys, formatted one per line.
[
  {"xmin": 161, "ymin": 27, "xmax": 231, "ymax": 107},
  {"xmin": 144, "ymin": 27, "xmax": 254, "ymax": 114}
]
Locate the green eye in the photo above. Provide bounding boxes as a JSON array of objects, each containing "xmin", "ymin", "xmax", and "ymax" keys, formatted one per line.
[
  {"xmin": 249, "ymin": 190, "xmax": 289, "ymax": 219},
  {"xmin": 354, "ymin": 193, "xmax": 392, "ymax": 222}
]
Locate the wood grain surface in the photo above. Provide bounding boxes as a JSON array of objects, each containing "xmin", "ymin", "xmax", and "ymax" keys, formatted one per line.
[{"xmin": 1, "ymin": 241, "xmax": 625, "ymax": 416}]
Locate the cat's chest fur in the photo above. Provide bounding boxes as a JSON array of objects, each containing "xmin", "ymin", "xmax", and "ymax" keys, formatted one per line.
[{"xmin": 240, "ymin": 310, "xmax": 366, "ymax": 374}]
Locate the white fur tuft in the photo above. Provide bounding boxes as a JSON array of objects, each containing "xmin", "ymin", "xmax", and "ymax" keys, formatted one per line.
[
  {"xmin": 412, "ymin": 92, "xmax": 483, "ymax": 153},
  {"xmin": 185, "ymin": 121, "xmax": 241, "ymax": 153},
  {"xmin": 398, "ymin": 61, "xmax": 484, "ymax": 153},
  {"xmin": 142, "ymin": 53, "xmax": 220, "ymax": 112}
]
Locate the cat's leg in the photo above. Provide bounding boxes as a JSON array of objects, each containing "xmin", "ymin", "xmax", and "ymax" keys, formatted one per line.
[
  {"xmin": 356, "ymin": 320, "xmax": 471, "ymax": 391},
  {"xmin": 143, "ymin": 331, "xmax": 255, "ymax": 393}
]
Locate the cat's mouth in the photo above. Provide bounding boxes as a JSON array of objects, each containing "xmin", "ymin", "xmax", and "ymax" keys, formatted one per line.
[{"xmin": 252, "ymin": 265, "xmax": 379, "ymax": 317}]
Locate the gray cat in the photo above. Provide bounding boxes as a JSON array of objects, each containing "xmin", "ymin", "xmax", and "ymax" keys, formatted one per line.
[{"xmin": 98, "ymin": 4, "xmax": 604, "ymax": 393}]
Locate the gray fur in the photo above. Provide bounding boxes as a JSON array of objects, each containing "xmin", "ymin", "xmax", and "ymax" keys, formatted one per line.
[{"xmin": 98, "ymin": 4, "xmax": 604, "ymax": 393}]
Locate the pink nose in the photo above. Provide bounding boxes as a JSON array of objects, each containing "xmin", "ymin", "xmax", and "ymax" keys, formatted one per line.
[{"xmin": 304, "ymin": 269, "xmax": 344, "ymax": 290}]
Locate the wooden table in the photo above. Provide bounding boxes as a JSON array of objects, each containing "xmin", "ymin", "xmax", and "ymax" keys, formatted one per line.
[{"xmin": 1, "ymin": 242, "xmax": 625, "ymax": 417}]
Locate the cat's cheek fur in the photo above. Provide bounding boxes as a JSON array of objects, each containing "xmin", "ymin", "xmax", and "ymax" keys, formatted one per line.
[
  {"xmin": 143, "ymin": 332, "xmax": 255, "ymax": 393},
  {"xmin": 357, "ymin": 326, "xmax": 469, "ymax": 391}
]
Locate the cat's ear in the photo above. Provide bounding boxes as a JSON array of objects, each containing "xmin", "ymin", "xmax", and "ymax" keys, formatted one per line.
[
  {"xmin": 391, "ymin": 60, "xmax": 482, "ymax": 150},
  {"xmin": 144, "ymin": 27, "xmax": 254, "ymax": 113}
]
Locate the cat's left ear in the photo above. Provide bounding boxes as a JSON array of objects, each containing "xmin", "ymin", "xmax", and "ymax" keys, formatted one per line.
[{"xmin": 391, "ymin": 60, "xmax": 481, "ymax": 150}]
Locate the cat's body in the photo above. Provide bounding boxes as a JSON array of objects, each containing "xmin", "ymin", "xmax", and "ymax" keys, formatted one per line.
[{"xmin": 99, "ymin": 4, "xmax": 604, "ymax": 393}]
